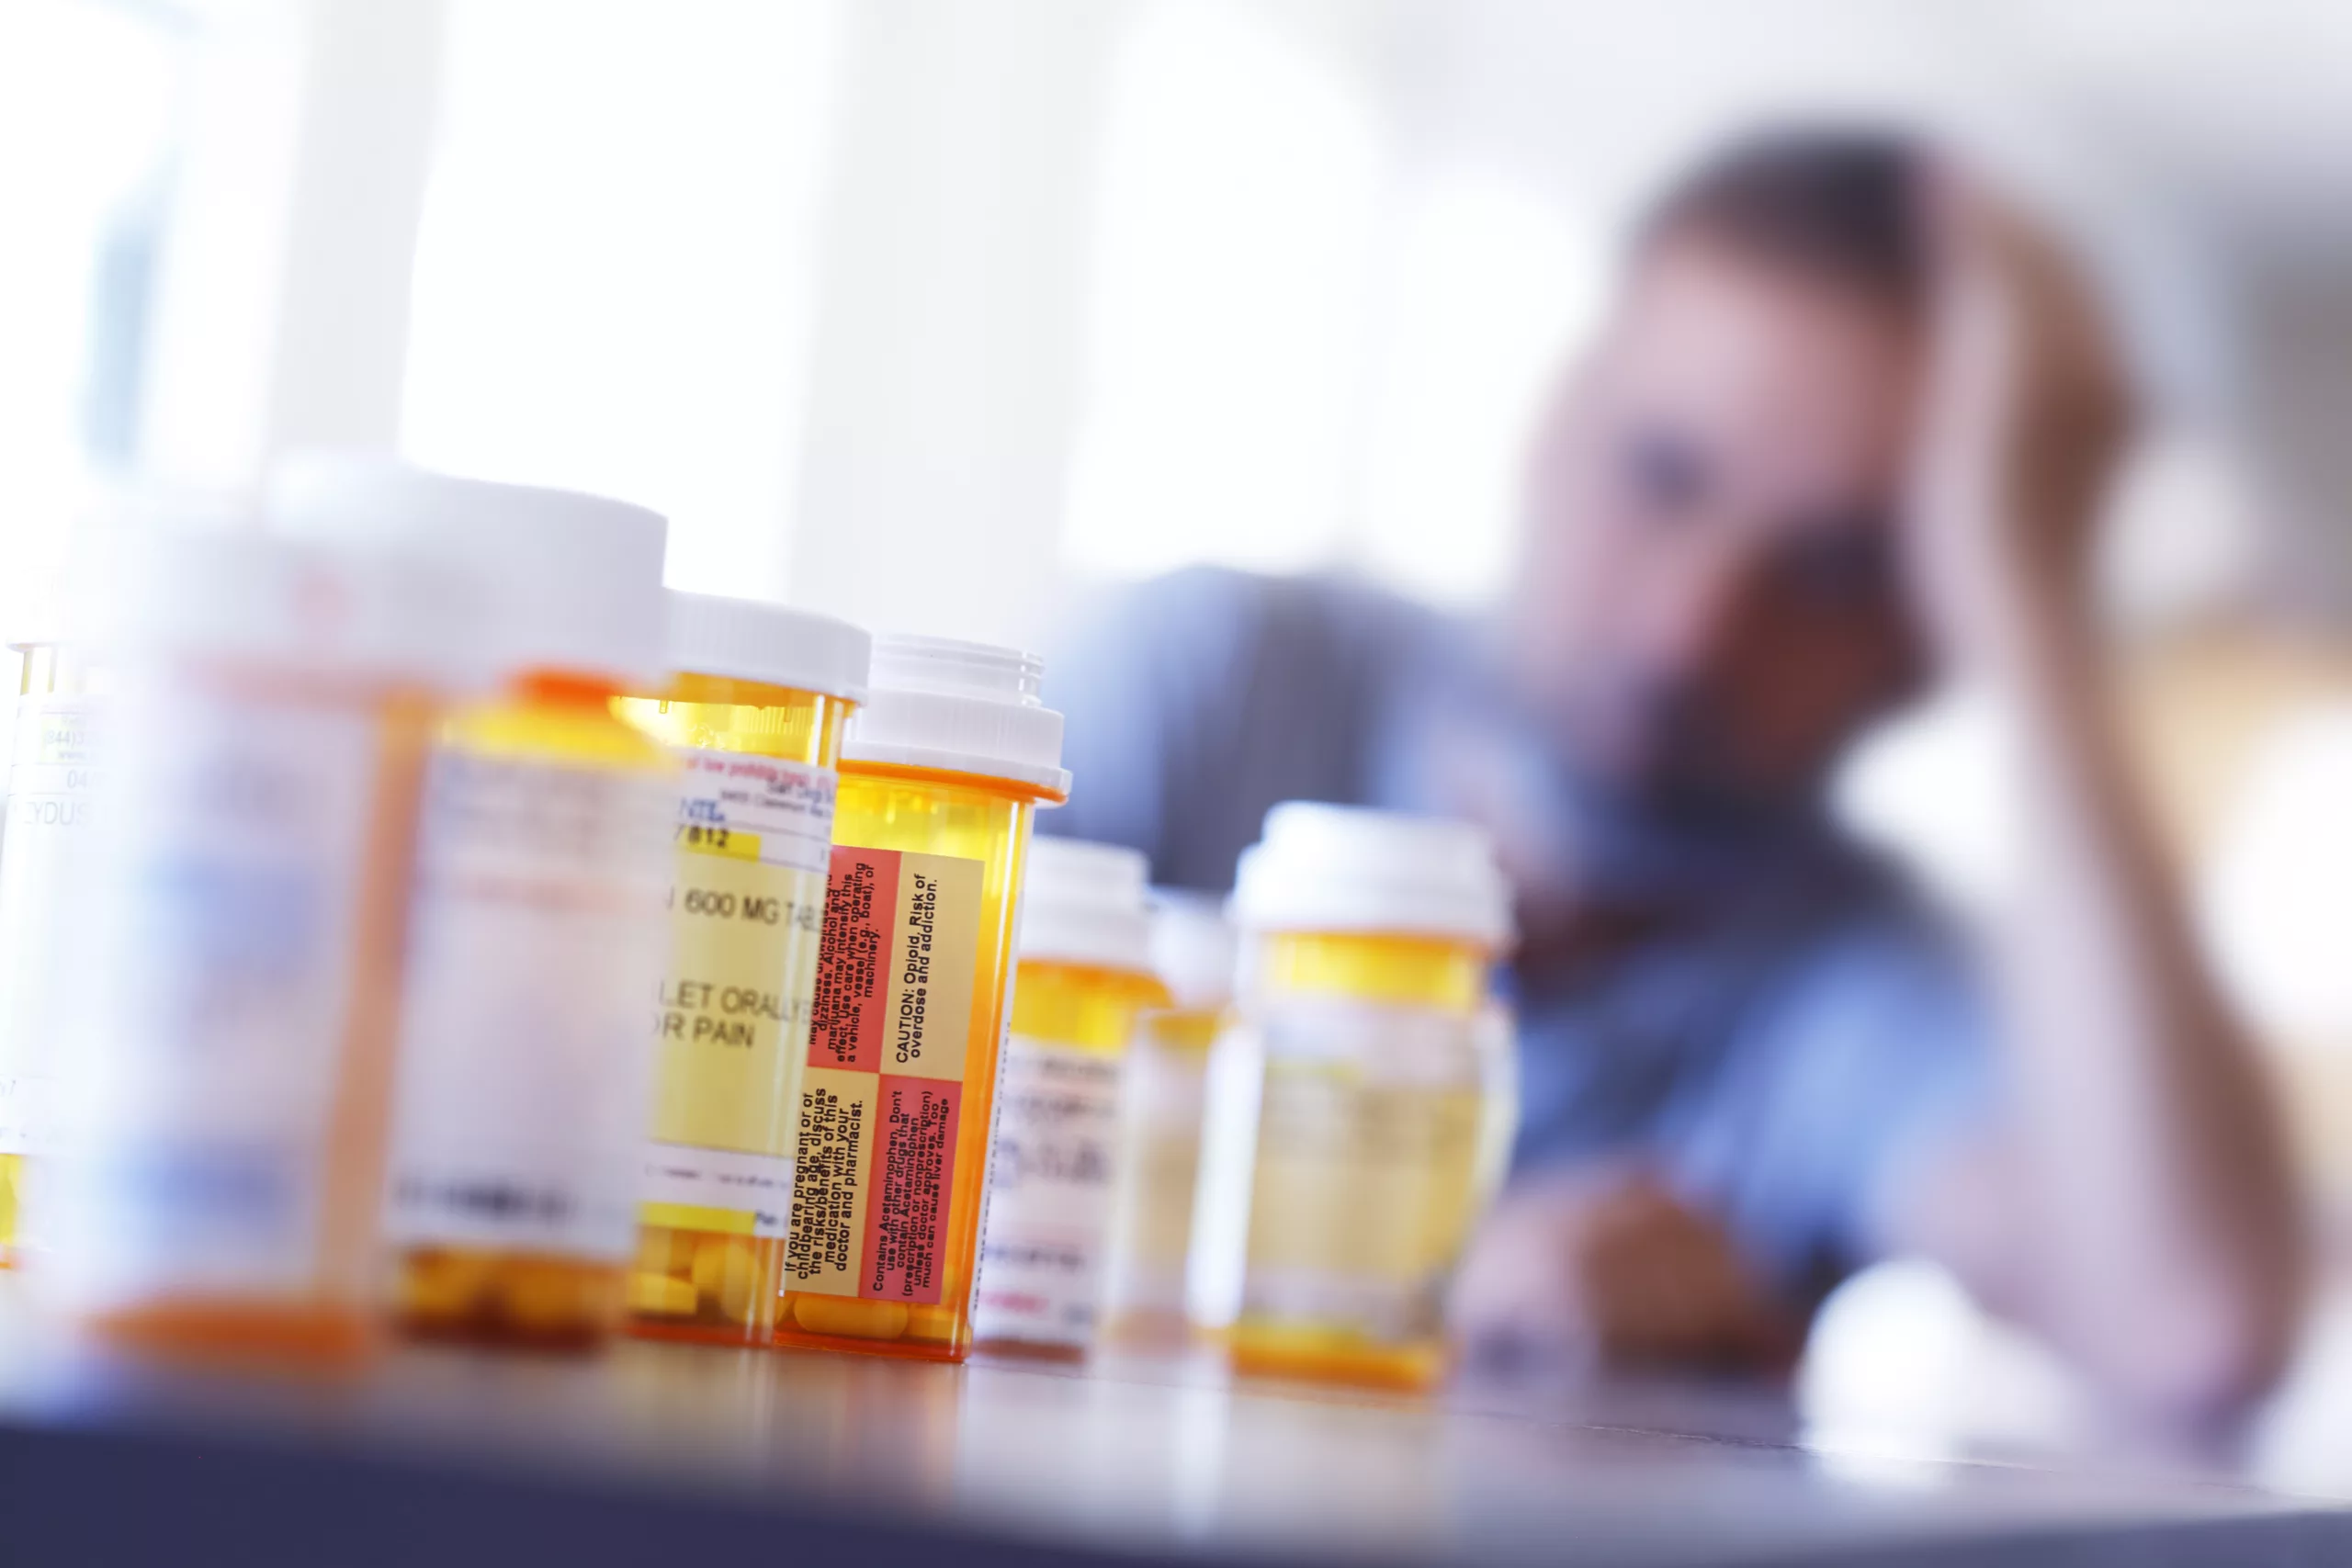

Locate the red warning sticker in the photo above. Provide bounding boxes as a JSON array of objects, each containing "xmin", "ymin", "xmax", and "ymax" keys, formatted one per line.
[{"xmin": 789, "ymin": 846, "xmax": 982, "ymax": 1303}]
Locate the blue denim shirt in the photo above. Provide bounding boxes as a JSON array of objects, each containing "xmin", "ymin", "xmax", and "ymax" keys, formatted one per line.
[{"xmin": 1043, "ymin": 567, "xmax": 1987, "ymax": 1302}]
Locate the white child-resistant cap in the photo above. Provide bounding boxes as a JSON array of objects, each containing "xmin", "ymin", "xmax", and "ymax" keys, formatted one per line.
[
  {"xmin": 1230, "ymin": 801, "xmax": 1514, "ymax": 950},
  {"xmin": 842, "ymin": 634, "xmax": 1069, "ymax": 795},
  {"xmin": 2, "ymin": 530, "xmax": 75, "ymax": 652},
  {"xmin": 666, "ymin": 591, "xmax": 871, "ymax": 705},
  {"xmin": 1148, "ymin": 890, "xmax": 1238, "ymax": 1011},
  {"xmin": 10, "ymin": 482, "xmax": 247, "ymax": 651},
  {"xmin": 266, "ymin": 453, "xmax": 667, "ymax": 689},
  {"xmin": 1020, "ymin": 836, "xmax": 1154, "ymax": 974},
  {"xmin": 72, "ymin": 516, "xmax": 477, "ymax": 685},
  {"xmin": 2, "ymin": 572, "xmax": 66, "ymax": 652}
]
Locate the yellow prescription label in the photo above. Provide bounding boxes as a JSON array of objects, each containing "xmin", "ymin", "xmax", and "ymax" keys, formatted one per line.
[
  {"xmin": 640, "ymin": 748, "xmax": 836, "ymax": 1239},
  {"xmin": 1238, "ymin": 1001, "xmax": 1487, "ymax": 1348},
  {"xmin": 785, "ymin": 846, "xmax": 982, "ymax": 1303},
  {"xmin": 682, "ymin": 825, "xmax": 763, "ymax": 862}
]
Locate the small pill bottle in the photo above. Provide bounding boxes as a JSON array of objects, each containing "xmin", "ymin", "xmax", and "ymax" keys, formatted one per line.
[
  {"xmin": 270, "ymin": 459, "xmax": 675, "ymax": 1351},
  {"xmin": 973, "ymin": 837, "xmax": 1164, "ymax": 1357},
  {"xmin": 775, "ymin": 635, "xmax": 1069, "ymax": 1361},
  {"xmin": 1220, "ymin": 802, "xmax": 1514, "ymax": 1391},
  {"xmin": 612, "ymin": 591, "xmax": 871, "ymax": 1346},
  {"xmin": 0, "ymin": 628, "xmax": 100, "ymax": 1268},
  {"xmin": 40, "ymin": 524, "xmax": 469, "ymax": 1362},
  {"xmin": 1101, "ymin": 892, "xmax": 1235, "ymax": 1346}
]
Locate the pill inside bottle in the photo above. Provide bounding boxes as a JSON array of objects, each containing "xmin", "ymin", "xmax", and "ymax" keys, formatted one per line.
[
  {"xmin": 613, "ymin": 592, "xmax": 870, "ymax": 1348},
  {"xmin": 271, "ymin": 458, "xmax": 675, "ymax": 1353},
  {"xmin": 1217, "ymin": 803, "xmax": 1516, "ymax": 1392},
  {"xmin": 1100, "ymin": 892, "xmax": 1235, "ymax": 1348},
  {"xmin": 973, "ymin": 837, "xmax": 1167, "ymax": 1359},
  {"xmin": 773, "ymin": 635, "xmax": 1069, "ymax": 1362}
]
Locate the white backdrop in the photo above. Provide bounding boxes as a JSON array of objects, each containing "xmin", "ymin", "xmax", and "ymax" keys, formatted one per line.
[{"xmin": 7, "ymin": 0, "xmax": 2348, "ymax": 649}]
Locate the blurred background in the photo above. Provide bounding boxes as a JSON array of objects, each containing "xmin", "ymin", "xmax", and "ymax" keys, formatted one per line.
[{"xmin": 6, "ymin": 0, "xmax": 2352, "ymax": 1459}]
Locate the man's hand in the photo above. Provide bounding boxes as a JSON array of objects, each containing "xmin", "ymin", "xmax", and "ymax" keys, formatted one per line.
[
  {"xmin": 1884, "ymin": 164, "xmax": 2303, "ymax": 1424},
  {"xmin": 1449, "ymin": 1168, "xmax": 1800, "ymax": 1375},
  {"xmin": 1907, "ymin": 168, "xmax": 2135, "ymax": 670}
]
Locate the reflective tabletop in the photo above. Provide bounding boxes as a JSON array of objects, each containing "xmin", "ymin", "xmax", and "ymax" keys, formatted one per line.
[{"xmin": 1, "ymin": 1279, "xmax": 2348, "ymax": 1566}]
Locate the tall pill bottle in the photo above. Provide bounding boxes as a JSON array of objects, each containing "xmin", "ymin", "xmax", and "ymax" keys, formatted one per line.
[
  {"xmin": 614, "ymin": 592, "xmax": 870, "ymax": 1346},
  {"xmin": 42, "ymin": 525, "xmax": 466, "ymax": 1361},
  {"xmin": 775, "ymin": 635, "xmax": 1068, "ymax": 1361},
  {"xmin": 0, "ymin": 631, "xmax": 99, "ymax": 1267},
  {"xmin": 271, "ymin": 461, "xmax": 674, "ymax": 1351},
  {"xmin": 1223, "ymin": 803, "xmax": 1514, "ymax": 1390},
  {"xmin": 1101, "ymin": 892, "xmax": 1234, "ymax": 1345},
  {"xmin": 973, "ymin": 837, "xmax": 1164, "ymax": 1357}
]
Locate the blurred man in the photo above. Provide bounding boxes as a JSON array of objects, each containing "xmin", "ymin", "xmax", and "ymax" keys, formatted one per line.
[{"xmin": 1046, "ymin": 130, "xmax": 2301, "ymax": 1419}]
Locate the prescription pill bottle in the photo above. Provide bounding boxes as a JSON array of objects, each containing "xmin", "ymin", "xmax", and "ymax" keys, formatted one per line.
[
  {"xmin": 613, "ymin": 592, "xmax": 870, "ymax": 1346},
  {"xmin": 1101, "ymin": 892, "xmax": 1234, "ymax": 1346},
  {"xmin": 271, "ymin": 460, "xmax": 674, "ymax": 1351},
  {"xmin": 0, "ymin": 632, "xmax": 99, "ymax": 1268},
  {"xmin": 973, "ymin": 837, "xmax": 1163, "ymax": 1357},
  {"xmin": 1222, "ymin": 803, "xmax": 1514, "ymax": 1391},
  {"xmin": 41, "ymin": 524, "xmax": 469, "ymax": 1362},
  {"xmin": 775, "ymin": 635, "xmax": 1068, "ymax": 1361}
]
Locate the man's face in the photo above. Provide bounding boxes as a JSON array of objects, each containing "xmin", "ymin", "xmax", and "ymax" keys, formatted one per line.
[{"xmin": 1513, "ymin": 237, "xmax": 1926, "ymax": 821}]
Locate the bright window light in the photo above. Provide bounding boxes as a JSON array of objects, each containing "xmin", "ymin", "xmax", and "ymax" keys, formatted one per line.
[
  {"xmin": 1355, "ymin": 171, "xmax": 1599, "ymax": 605},
  {"xmin": 1063, "ymin": 0, "xmax": 1381, "ymax": 581},
  {"xmin": 0, "ymin": 0, "xmax": 180, "ymax": 626},
  {"xmin": 401, "ymin": 0, "xmax": 841, "ymax": 598}
]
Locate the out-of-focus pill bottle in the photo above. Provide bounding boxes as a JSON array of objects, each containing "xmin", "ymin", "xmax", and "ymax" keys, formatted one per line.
[
  {"xmin": 0, "ymin": 628, "xmax": 100, "ymax": 1269},
  {"xmin": 973, "ymin": 837, "xmax": 1164, "ymax": 1357},
  {"xmin": 613, "ymin": 591, "xmax": 870, "ymax": 1347},
  {"xmin": 774, "ymin": 635, "xmax": 1068, "ymax": 1362},
  {"xmin": 1221, "ymin": 802, "xmax": 1514, "ymax": 1391},
  {"xmin": 271, "ymin": 460, "xmax": 674, "ymax": 1352},
  {"xmin": 42, "ymin": 523, "xmax": 469, "ymax": 1363},
  {"xmin": 1101, "ymin": 891, "xmax": 1234, "ymax": 1346}
]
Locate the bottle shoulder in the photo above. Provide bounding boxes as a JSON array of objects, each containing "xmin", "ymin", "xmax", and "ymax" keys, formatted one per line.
[{"xmin": 441, "ymin": 694, "xmax": 672, "ymax": 771}]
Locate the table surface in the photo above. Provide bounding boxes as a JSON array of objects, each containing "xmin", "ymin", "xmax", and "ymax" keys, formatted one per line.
[{"xmin": 2, "ymin": 1280, "xmax": 2350, "ymax": 1568}]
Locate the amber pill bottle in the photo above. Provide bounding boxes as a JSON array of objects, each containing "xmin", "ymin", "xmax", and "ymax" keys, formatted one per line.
[{"xmin": 774, "ymin": 635, "xmax": 1068, "ymax": 1362}]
